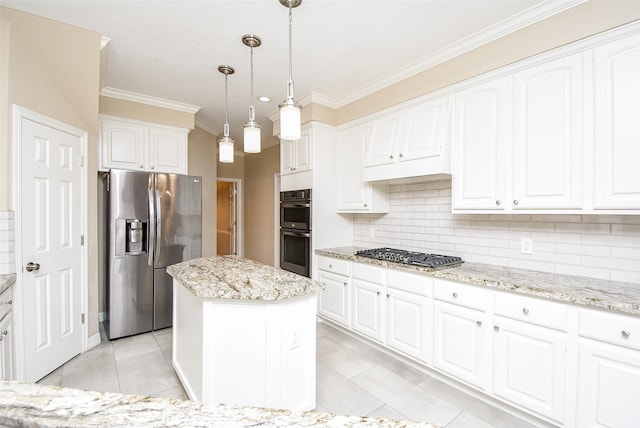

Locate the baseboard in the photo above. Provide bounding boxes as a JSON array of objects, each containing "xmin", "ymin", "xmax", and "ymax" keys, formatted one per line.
[
  {"xmin": 86, "ymin": 332, "xmax": 101, "ymax": 351},
  {"xmin": 99, "ymin": 311, "xmax": 106, "ymax": 322}
]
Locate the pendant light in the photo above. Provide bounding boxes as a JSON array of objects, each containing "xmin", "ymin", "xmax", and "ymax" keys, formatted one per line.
[
  {"xmin": 242, "ymin": 34, "xmax": 262, "ymax": 153},
  {"xmin": 278, "ymin": 0, "xmax": 302, "ymax": 141},
  {"xmin": 218, "ymin": 65, "xmax": 235, "ymax": 163}
]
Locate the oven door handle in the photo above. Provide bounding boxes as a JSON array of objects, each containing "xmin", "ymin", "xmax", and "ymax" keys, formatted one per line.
[
  {"xmin": 280, "ymin": 202, "xmax": 311, "ymax": 208},
  {"xmin": 281, "ymin": 229, "xmax": 311, "ymax": 238}
]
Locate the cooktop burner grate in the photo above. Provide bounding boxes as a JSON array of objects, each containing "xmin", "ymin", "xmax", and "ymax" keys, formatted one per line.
[{"xmin": 356, "ymin": 248, "xmax": 463, "ymax": 268}]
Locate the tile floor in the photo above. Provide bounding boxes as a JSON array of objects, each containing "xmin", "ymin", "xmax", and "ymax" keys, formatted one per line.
[{"xmin": 38, "ymin": 321, "xmax": 537, "ymax": 427}]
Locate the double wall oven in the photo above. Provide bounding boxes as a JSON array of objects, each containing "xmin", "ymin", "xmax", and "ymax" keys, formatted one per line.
[{"xmin": 280, "ymin": 189, "xmax": 311, "ymax": 277}]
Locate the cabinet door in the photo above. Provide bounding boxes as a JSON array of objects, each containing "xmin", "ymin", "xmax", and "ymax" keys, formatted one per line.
[
  {"xmin": 280, "ymin": 139, "xmax": 295, "ymax": 175},
  {"xmin": 512, "ymin": 53, "xmax": 584, "ymax": 210},
  {"xmin": 386, "ymin": 288, "xmax": 430, "ymax": 362},
  {"xmin": 493, "ymin": 316, "xmax": 566, "ymax": 423},
  {"xmin": 452, "ymin": 77, "xmax": 508, "ymax": 210},
  {"xmin": 294, "ymin": 130, "xmax": 312, "ymax": 173},
  {"xmin": 593, "ymin": 34, "xmax": 640, "ymax": 210},
  {"xmin": 317, "ymin": 270, "xmax": 350, "ymax": 326},
  {"xmin": 399, "ymin": 96, "xmax": 449, "ymax": 162},
  {"xmin": 364, "ymin": 111, "xmax": 404, "ymax": 167},
  {"xmin": 148, "ymin": 127, "xmax": 188, "ymax": 174},
  {"xmin": 335, "ymin": 124, "xmax": 372, "ymax": 211},
  {"xmin": 576, "ymin": 338, "xmax": 640, "ymax": 428},
  {"xmin": 100, "ymin": 120, "xmax": 146, "ymax": 171},
  {"xmin": 0, "ymin": 314, "xmax": 12, "ymax": 380},
  {"xmin": 434, "ymin": 301, "xmax": 487, "ymax": 389},
  {"xmin": 352, "ymin": 279, "xmax": 384, "ymax": 342}
]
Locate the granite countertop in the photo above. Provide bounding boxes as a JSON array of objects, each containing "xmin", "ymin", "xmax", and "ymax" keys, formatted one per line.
[
  {"xmin": 0, "ymin": 273, "xmax": 16, "ymax": 295},
  {"xmin": 316, "ymin": 247, "xmax": 640, "ymax": 316},
  {"xmin": 167, "ymin": 255, "xmax": 324, "ymax": 300},
  {"xmin": 0, "ymin": 382, "xmax": 439, "ymax": 428}
]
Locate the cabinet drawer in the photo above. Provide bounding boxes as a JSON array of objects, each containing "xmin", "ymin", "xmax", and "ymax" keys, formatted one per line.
[
  {"xmin": 352, "ymin": 262, "xmax": 386, "ymax": 285},
  {"xmin": 0, "ymin": 287, "xmax": 12, "ymax": 321},
  {"xmin": 434, "ymin": 279, "xmax": 486, "ymax": 310},
  {"xmin": 387, "ymin": 269, "xmax": 432, "ymax": 297},
  {"xmin": 317, "ymin": 256, "xmax": 350, "ymax": 276},
  {"xmin": 494, "ymin": 291, "xmax": 567, "ymax": 331},
  {"xmin": 579, "ymin": 308, "xmax": 640, "ymax": 351}
]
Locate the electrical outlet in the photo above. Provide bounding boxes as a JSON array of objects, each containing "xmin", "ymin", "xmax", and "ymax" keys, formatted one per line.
[
  {"xmin": 369, "ymin": 227, "xmax": 376, "ymax": 238},
  {"xmin": 521, "ymin": 238, "xmax": 533, "ymax": 255}
]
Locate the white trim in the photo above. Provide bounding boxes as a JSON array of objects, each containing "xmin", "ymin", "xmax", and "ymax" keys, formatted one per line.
[
  {"xmin": 216, "ymin": 178, "xmax": 243, "ymax": 258},
  {"xmin": 11, "ymin": 105, "xmax": 89, "ymax": 381},
  {"xmin": 100, "ymin": 86, "xmax": 201, "ymax": 114},
  {"xmin": 98, "ymin": 311, "xmax": 107, "ymax": 322},
  {"xmin": 86, "ymin": 332, "xmax": 101, "ymax": 351},
  {"xmin": 274, "ymin": 173, "xmax": 281, "ymax": 268},
  {"xmin": 99, "ymin": 113, "xmax": 190, "ymax": 133},
  {"xmin": 194, "ymin": 118, "xmax": 219, "ymax": 136},
  {"xmin": 99, "ymin": 36, "xmax": 110, "ymax": 50}
]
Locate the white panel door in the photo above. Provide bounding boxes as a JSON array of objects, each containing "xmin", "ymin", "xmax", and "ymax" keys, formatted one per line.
[
  {"xmin": 512, "ymin": 53, "xmax": 584, "ymax": 210},
  {"xmin": 317, "ymin": 270, "xmax": 350, "ymax": 326},
  {"xmin": 352, "ymin": 279, "xmax": 384, "ymax": 342},
  {"xmin": 593, "ymin": 33, "xmax": 640, "ymax": 210},
  {"xmin": 335, "ymin": 124, "xmax": 371, "ymax": 211},
  {"xmin": 100, "ymin": 119, "xmax": 146, "ymax": 171},
  {"xmin": 452, "ymin": 77, "xmax": 508, "ymax": 210},
  {"xmin": 21, "ymin": 118, "xmax": 83, "ymax": 382},
  {"xmin": 364, "ymin": 111, "xmax": 403, "ymax": 167},
  {"xmin": 399, "ymin": 96, "xmax": 449, "ymax": 162},
  {"xmin": 148, "ymin": 127, "xmax": 187, "ymax": 174},
  {"xmin": 280, "ymin": 139, "xmax": 295, "ymax": 175},
  {"xmin": 0, "ymin": 313, "xmax": 12, "ymax": 380},
  {"xmin": 294, "ymin": 129, "xmax": 312, "ymax": 173},
  {"xmin": 386, "ymin": 288, "xmax": 430, "ymax": 362}
]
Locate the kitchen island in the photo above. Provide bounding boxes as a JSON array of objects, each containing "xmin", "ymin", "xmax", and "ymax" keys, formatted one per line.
[{"xmin": 166, "ymin": 256, "xmax": 323, "ymax": 412}]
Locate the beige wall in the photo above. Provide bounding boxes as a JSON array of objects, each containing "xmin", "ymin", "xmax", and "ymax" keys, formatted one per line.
[
  {"xmin": 243, "ymin": 145, "xmax": 279, "ymax": 265},
  {"xmin": 217, "ymin": 153, "xmax": 245, "ymax": 179},
  {"xmin": 187, "ymin": 125, "xmax": 217, "ymax": 257},
  {"xmin": 1, "ymin": 7, "xmax": 101, "ymax": 336},
  {"xmin": 99, "ymin": 96, "xmax": 195, "ymax": 130}
]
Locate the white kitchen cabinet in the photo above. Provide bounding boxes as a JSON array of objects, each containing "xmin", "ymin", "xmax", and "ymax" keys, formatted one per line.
[
  {"xmin": 453, "ymin": 53, "xmax": 584, "ymax": 212},
  {"xmin": 492, "ymin": 291, "xmax": 568, "ymax": 424},
  {"xmin": 0, "ymin": 311, "xmax": 13, "ymax": 380},
  {"xmin": 386, "ymin": 270, "xmax": 432, "ymax": 363},
  {"xmin": 451, "ymin": 76, "xmax": 509, "ymax": 211},
  {"xmin": 280, "ymin": 127, "xmax": 312, "ymax": 176},
  {"xmin": 593, "ymin": 33, "xmax": 640, "ymax": 211},
  {"xmin": 511, "ymin": 53, "xmax": 584, "ymax": 210},
  {"xmin": 433, "ymin": 279, "xmax": 488, "ymax": 389},
  {"xmin": 576, "ymin": 308, "xmax": 640, "ymax": 427},
  {"xmin": 351, "ymin": 263, "xmax": 386, "ymax": 343},
  {"xmin": 317, "ymin": 256, "xmax": 351, "ymax": 327},
  {"xmin": 335, "ymin": 124, "xmax": 389, "ymax": 213},
  {"xmin": 100, "ymin": 116, "xmax": 188, "ymax": 174},
  {"xmin": 363, "ymin": 95, "xmax": 452, "ymax": 182}
]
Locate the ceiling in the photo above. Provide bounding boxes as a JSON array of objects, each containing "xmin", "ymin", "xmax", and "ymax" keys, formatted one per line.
[{"xmin": 1, "ymin": 0, "xmax": 585, "ymax": 149}]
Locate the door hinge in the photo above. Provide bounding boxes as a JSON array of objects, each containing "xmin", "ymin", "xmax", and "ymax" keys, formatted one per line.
[
  {"xmin": 80, "ymin": 235, "xmax": 85, "ymax": 246},
  {"xmin": 80, "ymin": 156, "xmax": 84, "ymax": 167},
  {"xmin": 81, "ymin": 313, "xmax": 85, "ymax": 324}
]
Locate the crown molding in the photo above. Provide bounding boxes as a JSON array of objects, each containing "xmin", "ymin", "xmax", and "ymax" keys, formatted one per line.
[
  {"xmin": 100, "ymin": 36, "xmax": 111, "ymax": 50},
  {"xmin": 329, "ymin": 0, "xmax": 587, "ymax": 108},
  {"xmin": 100, "ymin": 87, "xmax": 201, "ymax": 114},
  {"xmin": 195, "ymin": 118, "xmax": 220, "ymax": 136}
]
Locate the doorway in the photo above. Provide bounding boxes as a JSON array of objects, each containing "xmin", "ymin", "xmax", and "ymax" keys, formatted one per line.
[{"xmin": 216, "ymin": 178, "xmax": 242, "ymax": 256}]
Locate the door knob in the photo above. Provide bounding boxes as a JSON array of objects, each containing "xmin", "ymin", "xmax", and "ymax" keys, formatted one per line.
[{"xmin": 26, "ymin": 262, "xmax": 40, "ymax": 272}]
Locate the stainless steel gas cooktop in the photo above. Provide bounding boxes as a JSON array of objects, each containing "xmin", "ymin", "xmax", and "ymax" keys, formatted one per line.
[{"xmin": 355, "ymin": 248, "xmax": 463, "ymax": 268}]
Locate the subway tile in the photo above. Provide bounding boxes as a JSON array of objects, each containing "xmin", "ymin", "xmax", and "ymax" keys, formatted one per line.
[
  {"xmin": 556, "ymin": 243, "xmax": 611, "ymax": 257},
  {"xmin": 468, "ymin": 220, "xmax": 509, "ymax": 230},
  {"xmin": 555, "ymin": 222, "xmax": 611, "ymax": 234},
  {"xmin": 581, "ymin": 255, "xmax": 640, "ymax": 271},
  {"xmin": 611, "ymin": 247, "xmax": 640, "ymax": 259},
  {"xmin": 508, "ymin": 222, "xmax": 555, "ymax": 232},
  {"xmin": 469, "ymin": 237, "xmax": 509, "ymax": 248},
  {"xmin": 582, "ymin": 234, "xmax": 640, "ymax": 247},
  {"xmin": 508, "ymin": 259, "xmax": 556, "ymax": 273},
  {"xmin": 530, "ymin": 214, "xmax": 583, "ymax": 223},
  {"xmin": 531, "ymin": 251, "xmax": 581, "ymax": 265},
  {"xmin": 555, "ymin": 264, "xmax": 611, "ymax": 281},
  {"xmin": 611, "ymin": 224, "xmax": 640, "ymax": 235},
  {"xmin": 583, "ymin": 215, "xmax": 640, "ymax": 224},
  {"xmin": 531, "ymin": 231, "xmax": 581, "ymax": 243}
]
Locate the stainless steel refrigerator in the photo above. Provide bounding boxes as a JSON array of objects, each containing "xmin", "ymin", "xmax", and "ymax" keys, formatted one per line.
[{"xmin": 105, "ymin": 169, "xmax": 202, "ymax": 339}]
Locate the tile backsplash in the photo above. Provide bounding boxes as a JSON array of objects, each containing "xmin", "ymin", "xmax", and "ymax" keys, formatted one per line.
[
  {"xmin": 0, "ymin": 211, "xmax": 16, "ymax": 274},
  {"xmin": 353, "ymin": 179, "xmax": 640, "ymax": 284}
]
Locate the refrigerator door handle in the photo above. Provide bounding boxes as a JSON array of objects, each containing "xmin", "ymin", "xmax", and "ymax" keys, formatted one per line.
[
  {"xmin": 155, "ymin": 188, "xmax": 162, "ymax": 259},
  {"xmin": 148, "ymin": 188, "xmax": 156, "ymax": 266}
]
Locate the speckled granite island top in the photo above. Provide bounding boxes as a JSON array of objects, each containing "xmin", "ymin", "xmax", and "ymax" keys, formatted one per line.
[
  {"xmin": 317, "ymin": 247, "xmax": 640, "ymax": 316},
  {"xmin": 0, "ymin": 382, "xmax": 439, "ymax": 428},
  {"xmin": 0, "ymin": 273, "xmax": 16, "ymax": 294},
  {"xmin": 167, "ymin": 255, "xmax": 323, "ymax": 300}
]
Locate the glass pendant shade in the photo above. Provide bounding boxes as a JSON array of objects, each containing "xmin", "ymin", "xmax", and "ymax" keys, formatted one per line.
[
  {"xmin": 243, "ymin": 123, "xmax": 261, "ymax": 153},
  {"xmin": 218, "ymin": 136, "xmax": 235, "ymax": 163},
  {"xmin": 279, "ymin": 101, "xmax": 301, "ymax": 140}
]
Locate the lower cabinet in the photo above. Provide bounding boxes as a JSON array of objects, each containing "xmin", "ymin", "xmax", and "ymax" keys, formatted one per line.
[
  {"xmin": 317, "ymin": 270, "xmax": 350, "ymax": 327},
  {"xmin": 0, "ymin": 312, "xmax": 12, "ymax": 380},
  {"xmin": 386, "ymin": 287, "xmax": 430, "ymax": 363},
  {"xmin": 351, "ymin": 263, "xmax": 386, "ymax": 343}
]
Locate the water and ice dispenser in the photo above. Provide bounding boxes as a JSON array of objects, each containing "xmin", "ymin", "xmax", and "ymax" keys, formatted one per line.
[{"xmin": 125, "ymin": 219, "xmax": 147, "ymax": 254}]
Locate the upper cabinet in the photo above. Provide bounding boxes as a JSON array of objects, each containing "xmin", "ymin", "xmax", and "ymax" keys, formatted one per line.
[
  {"xmin": 453, "ymin": 53, "xmax": 584, "ymax": 212},
  {"xmin": 593, "ymin": 33, "xmax": 640, "ymax": 211},
  {"xmin": 100, "ymin": 115, "xmax": 188, "ymax": 174},
  {"xmin": 280, "ymin": 128, "xmax": 312, "ymax": 176},
  {"xmin": 362, "ymin": 94, "xmax": 452, "ymax": 182}
]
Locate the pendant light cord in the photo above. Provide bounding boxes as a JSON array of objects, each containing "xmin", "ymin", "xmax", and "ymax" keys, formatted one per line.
[
  {"xmin": 224, "ymin": 73, "xmax": 229, "ymax": 137},
  {"xmin": 287, "ymin": 2, "xmax": 294, "ymax": 100},
  {"xmin": 249, "ymin": 45, "xmax": 255, "ymax": 122}
]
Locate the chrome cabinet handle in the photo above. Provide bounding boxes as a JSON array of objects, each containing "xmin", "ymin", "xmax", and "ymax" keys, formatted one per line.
[
  {"xmin": 513, "ymin": 199, "xmax": 519, "ymax": 205},
  {"xmin": 399, "ymin": 153, "xmax": 404, "ymax": 158},
  {"xmin": 389, "ymin": 155, "xmax": 394, "ymax": 160},
  {"xmin": 495, "ymin": 200, "xmax": 501, "ymax": 206},
  {"xmin": 477, "ymin": 321, "xmax": 482, "ymax": 327},
  {"xmin": 376, "ymin": 291, "xmax": 381, "ymax": 296},
  {"xmin": 386, "ymin": 293, "xmax": 390, "ymax": 298},
  {"xmin": 522, "ymin": 308, "xmax": 529, "ymax": 315},
  {"xmin": 494, "ymin": 325, "xmax": 500, "ymax": 331},
  {"xmin": 622, "ymin": 330, "xmax": 631, "ymax": 338},
  {"xmin": 452, "ymin": 292, "xmax": 458, "ymax": 298},
  {"xmin": 26, "ymin": 262, "xmax": 40, "ymax": 272},
  {"xmin": 1, "ymin": 299, "xmax": 11, "ymax": 306}
]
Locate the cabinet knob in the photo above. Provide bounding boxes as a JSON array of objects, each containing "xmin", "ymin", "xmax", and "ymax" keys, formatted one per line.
[
  {"xmin": 343, "ymin": 282, "xmax": 347, "ymax": 286},
  {"xmin": 1, "ymin": 299, "xmax": 11, "ymax": 306},
  {"xmin": 622, "ymin": 330, "xmax": 631, "ymax": 338},
  {"xmin": 399, "ymin": 153, "xmax": 404, "ymax": 158},
  {"xmin": 1, "ymin": 330, "xmax": 6, "ymax": 335},
  {"xmin": 0, "ymin": 336, "xmax": 3, "ymax": 341},
  {"xmin": 389, "ymin": 155, "xmax": 394, "ymax": 160},
  {"xmin": 329, "ymin": 264, "xmax": 332, "ymax": 268},
  {"xmin": 364, "ymin": 204, "xmax": 368, "ymax": 208},
  {"xmin": 495, "ymin": 200, "xmax": 501, "ymax": 206},
  {"xmin": 513, "ymin": 199, "xmax": 519, "ymax": 205},
  {"xmin": 386, "ymin": 293, "xmax": 390, "ymax": 298},
  {"xmin": 522, "ymin": 307, "xmax": 529, "ymax": 315},
  {"xmin": 140, "ymin": 165, "xmax": 144, "ymax": 169},
  {"xmin": 452, "ymin": 292, "xmax": 458, "ymax": 299},
  {"xmin": 477, "ymin": 321, "xmax": 482, "ymax": 327},
  {"xmin": 150, "ymin": 165, "xmax": 155, "ymax": 169},
  {"xmin": 494, "ymin": 325, "xmax": 500, "ymax": 331},
  {"xmin": 376, "ymin": 291, "xmax": 381, "ymax": 296}
]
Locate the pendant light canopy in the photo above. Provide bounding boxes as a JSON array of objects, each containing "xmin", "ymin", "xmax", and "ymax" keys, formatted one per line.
[
  {"xmin": 242, "ymin": 34, "xmax": 262, "ymax": 153},
  {"xmin": 218, "ymin": 65, "xmax": 235, "ymax": 163},
  {"xmin": 278, "ymin": 0, "xmax": 302, "ymax": 141}
]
